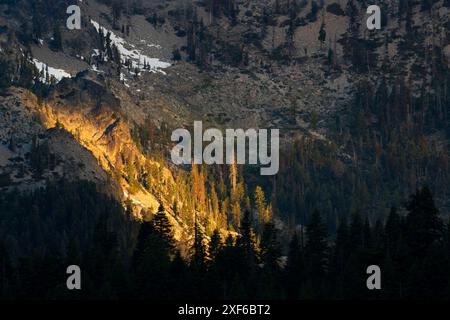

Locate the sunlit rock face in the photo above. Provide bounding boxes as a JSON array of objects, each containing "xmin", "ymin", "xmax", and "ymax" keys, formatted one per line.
[
  {"xmin": 41, "ymin": 71, "xmax": 168, "ymax": 213},
  {"xmin": 30, "ymin": 71, "xmax": 192, "ymax": 241},
  {"xmin": 0, "ymin": 86, "xmax": 112, "ymax": 193}
]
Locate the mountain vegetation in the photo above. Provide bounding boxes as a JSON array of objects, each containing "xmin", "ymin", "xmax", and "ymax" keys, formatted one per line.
[
  {"xmin": 0, "ymin": 0, "xmax": 450, "ymax": 299},
  {"xmin": 1, "ymin": 182, "xmax": 449, "ymax": 299}
]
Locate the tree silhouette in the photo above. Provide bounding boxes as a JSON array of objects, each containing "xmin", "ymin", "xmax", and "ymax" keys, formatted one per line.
[
  {"xmin": 405, "ymin": 187, "xmax": 443, "ymax": 256},
  {"xmin": 152, "ymin": 204, "xmax": 175, "ymax": 254},
  {"xmin": 305, "ymin": 210, "xmax": 328, "ymax": 298}
]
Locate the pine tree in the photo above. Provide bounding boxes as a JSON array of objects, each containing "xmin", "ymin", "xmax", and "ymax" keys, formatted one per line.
[
  {"xmin": 191, "ymin": 219, "xmax": 207, "ymax": 273},
  {"xmin": 105, "ymin": 32, "xmax": 113, "ymax": 61},
  {"xmin": 305, "ymin": 209, "xmax": 328, "ymax": 297},
  {"xmin": 329, "ymin": 217, "xmax": 350, "ymax": 298},
  {"xmin": 132, "ymin": 220, "xmax": 154, "ymax": 268},
  {"xmin": 236, "ymin": 210, "xmax": 258, "ymax": 278},
  {"xmin": 405, "ymin": 186, "xmax": 443, "ymax": 256},
  {"xmin": 238, "ymin": 210, "xmax": 257, "ymax": 253},
  {"xmin": 152, "ymin": 204, "xmax": 175, "ymax": 253},
  {"xmin": 254, "ymin": 186, "xmax": 269, "ymax": 225},
  {"xmin": 209, "ymin": 229, "xmax": 222, "ymax": 262},
  {"xmin": 172, "ymin": 48, "xmax": 182, "ymax": 61},
  {"xmin": 112, "ymin": 44, "xmax": 121, "ymax": 66},
  {"xmin": 318, "ymin": 22, "xmax": 326, "ymax": 48},
  {"xmin": 259, "ymin": 221, "xmax": 283, "ymax": 299},
  {"xmin": 260, "ymin": 222, "xmax": 281, "ymax": 269}
]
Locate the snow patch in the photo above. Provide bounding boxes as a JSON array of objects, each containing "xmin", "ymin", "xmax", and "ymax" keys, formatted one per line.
[
  {"xmin": 32, "ymin": 58, "xmax": 71, "ymax": 82},
  {"xmin": 147, "ymin": 44, "xmax": 162, "ymax": 49},
  {"xmin": 90, "ymin": 20, "xmax": 170, "ymax": 75}
]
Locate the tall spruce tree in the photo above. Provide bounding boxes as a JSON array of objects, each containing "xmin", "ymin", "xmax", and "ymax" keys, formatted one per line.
[
  {"xmin": 209, "ymin": 229, "xmax": 222, "ymax": 262},
  {"xmin": 191, "ymin": 220, "xmax": 207, "ymax": 274},
  {"xmin": 152, "ymin": 204, "xmax": 175, "ymax": 253},
  {"xmin": 305, "ymin": 210, "xmax": 328, "ymax": 297},
  {"xmin": 405, "ymin": 186, "xmax": 443, "ymax": 256}
]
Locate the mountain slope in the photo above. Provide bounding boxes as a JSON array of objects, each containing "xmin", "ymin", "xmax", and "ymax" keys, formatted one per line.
[{"xmin": 1, "ymin": 0, "xmax": 450, "ymax": 238}]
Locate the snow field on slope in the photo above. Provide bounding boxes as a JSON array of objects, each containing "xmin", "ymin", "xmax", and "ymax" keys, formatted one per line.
[{"xmin": 90, "ymin": 20, "xmax": 171, "ymax": 75}]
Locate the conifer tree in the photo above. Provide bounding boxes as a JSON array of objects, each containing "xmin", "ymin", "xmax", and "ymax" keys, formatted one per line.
[
  {"xmin": 132, "ymin": 220, "xmax": 154, "ymax": 268},
  {"xmin": 329, "ymin": 217, "xmax": 349, "ymax": 298},
  {"xmin": 260, "ymin": 222, "xmax": 281, "ymax": 269},
  {"xmin": 191, "ymin": 219, "xmax": 207, "ymax": 273},
  {"xmin": 237, "ymin": 210, "xmax": 258, "ymax": 263},
  {"xmin": 254, "ymin": 186, "xmax": 269, "ymax": 225},
  {"xmin": 209, "ymin": 229, "xmax": 222, "ymax": 262},
  {"xmin": 405, "ymin": 187, "xmax": 443, "ymax": 256},
  {"xmin": 152, "ymin": 204, "xmax": 175, "ymax": 253},
  {"xmin": 318, "ymin": 22, "xmax": 326, "ymax": 48},
  {"xmin": 305, "ymin": 209, "xmax": 328, "ymax": 297}
]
